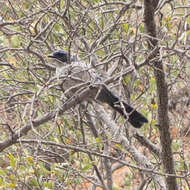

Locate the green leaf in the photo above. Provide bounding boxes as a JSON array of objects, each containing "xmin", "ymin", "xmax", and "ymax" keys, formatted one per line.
[
  {"xmin": 186, "ymin": 30, "xmax": 190, "ymax": 35},
  {"xmin": 95, "ymin": 137, "xmax": 101, "ymax": 143},
  {"xmin": 0, "ymin": 169, "xmax": 5, "ymax": 177},
  {"xmin": 114, "ymin": 144, "xmax": 123, "ymax": 151},
  {"xmin": 172, "ymin": 140, "xmax": 180, "ymax": 151},
  {"xmin": 186, "ymin": 15, "xmax": 190, "ymax": 25},
  {"xmin": 123, "ymin": 75, "xmax": 130, "ymax": 84},
  {"xmin": 60, "ymin": 0, "xmax": 65, "ymax": 9},
  {"xmin": 82, "ymin": 163, "xmax": 92, "ymax": 171},
  {"xmin": 23, "ymin": 1, "xmax": 30, "ymax": 8},
  {"xmin": 43, "ymin": 180, "xmax": 53, "ymax": 189},
  {"xmin": 139, "ymin": 23, "xmax": 144, "ymax": 33},
  {"xmin": 8, "ymin": 182, "xmax": 16, "ymax": 188},
  {"xmin": 123, "ymin": 23, "xmax": 129, "ymax": 33},
  {"xmin": 29, "ymin": 178, "xmax": 38, "ymax": 187},
  {"xmin": 7, "ymin": 153, "xmax": 16, "ymax": 168},
  {"xmin": 10, "ymin": 35, "xmax": 20, "ymax": 48},
  {"xmin": 0, "ymin": 177, "xmax": 3, "ymax": 186},
  {"xmin": 26, "ymin": 156, "xmax": 33, "ymax": 164}
]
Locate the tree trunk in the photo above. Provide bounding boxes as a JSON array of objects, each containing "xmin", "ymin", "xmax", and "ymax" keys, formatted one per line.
[{"xmin": 143, "ymin": 1, "xmax": 179, "ymax": 189}]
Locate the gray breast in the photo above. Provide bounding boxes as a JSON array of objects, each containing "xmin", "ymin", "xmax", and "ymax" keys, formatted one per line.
[{"xmin": 59, "ymin": 62, "xmax": 92, "ymax": 97}]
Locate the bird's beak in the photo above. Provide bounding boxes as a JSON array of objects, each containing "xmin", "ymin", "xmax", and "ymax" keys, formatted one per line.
[{"xmin": 48, "ymin": 53, "xmax": 55, "ymax": 58}]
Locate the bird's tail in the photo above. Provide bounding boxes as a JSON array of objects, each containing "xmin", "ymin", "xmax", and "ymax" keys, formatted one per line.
[{"xmin": 96, "ymin": 86, "xmax": 148, "ymax": 128}]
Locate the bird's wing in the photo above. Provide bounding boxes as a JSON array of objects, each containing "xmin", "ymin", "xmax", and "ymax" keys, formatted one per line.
[{"xmin": 59, "ymin": 61, "xmax": 92, "ymax": 97}]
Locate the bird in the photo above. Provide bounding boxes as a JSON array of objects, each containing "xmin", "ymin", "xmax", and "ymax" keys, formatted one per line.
[{"xmin": 48, "ymin": 50, "xmax": 148, "ymax": 128}]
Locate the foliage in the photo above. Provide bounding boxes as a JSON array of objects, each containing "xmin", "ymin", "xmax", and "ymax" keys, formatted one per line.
[{"xmin": 0, "ymin": 0, "xmax": 190, "ymax": 189}]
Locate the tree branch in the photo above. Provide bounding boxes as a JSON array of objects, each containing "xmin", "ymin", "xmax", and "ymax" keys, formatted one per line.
[{"xmin": 94, "ymin": 103, "xmax": 166, "ymax": 190}]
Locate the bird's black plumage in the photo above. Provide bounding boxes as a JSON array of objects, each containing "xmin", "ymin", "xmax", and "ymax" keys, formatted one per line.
[
  {"xmin": 48, "ymin": 50, "xmax": 148, "ymax": 128},
  {"xmin": 97, "ymin": 87, "xmax": 148, "ymax": 128}
]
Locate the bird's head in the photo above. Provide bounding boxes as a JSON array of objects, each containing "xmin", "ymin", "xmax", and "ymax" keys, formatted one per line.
[
  {"xmin": 48, "ymin": 50, "xmax": 68, "ymax": 64},
  {"xmin": 48, "ymin": 50, "xmax": 72, "ymax": 78}
]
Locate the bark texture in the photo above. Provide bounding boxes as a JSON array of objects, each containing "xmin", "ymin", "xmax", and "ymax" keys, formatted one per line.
[{"xmin": 143, "ymin": 1, "xmax": 179, "ymax": 189}]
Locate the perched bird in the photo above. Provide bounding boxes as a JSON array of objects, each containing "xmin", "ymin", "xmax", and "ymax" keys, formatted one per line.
[{"xmin": 48, "ymin": 50, "xmax": 148, "ymax": 128}]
